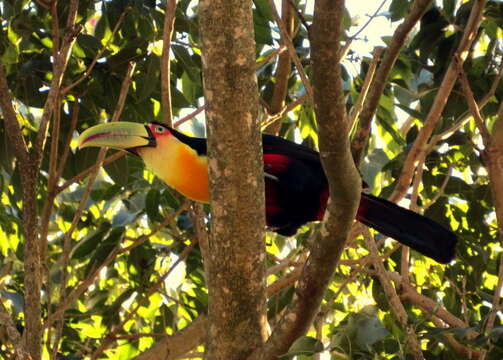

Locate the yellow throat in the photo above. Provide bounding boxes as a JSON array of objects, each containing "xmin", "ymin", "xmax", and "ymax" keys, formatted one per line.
[{"xmin": 137, "ymin": 134, "xmax": 209, "ymax": 203}]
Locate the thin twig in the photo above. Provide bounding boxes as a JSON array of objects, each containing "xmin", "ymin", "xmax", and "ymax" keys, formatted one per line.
[
  {"xmin": 33, "ymin": 4, "xmax": 81, "ymax": 170},
  {"xmin": 173, "ymin": 105, "xmax": 206, "ymax": 128},
  {"xmin": 43, "ymin": 202, "xmax": 188, "ymax": 331},
  {"xmin": 349, "ymin": 47, "xmax": 384, "ymax": 131},
  {"xmin": 61, "ymin": 9, "xmax": 131, "ymax": 95},
  {"xmin": 255, "ymin": 46, "xmax": 287, "ymax": 69},
  {"xmin": 267, "ymin": 0, "xmax": 314, "ymax": 102},
  {"xmin": 363, "ymin": 228, "xmax": 424, "ymax": 359},
  {"xmin": 56, "ymin": 152, "xmax": 126, "ymax": 194},
  {"xmin": 428, "ymin": 59, "xmax": 503, "ymax": 145},
  {"xmin": 90, "ymin": 240, "xmax": 198, "ymax": 359},
  {"xmin": 56, "ymin": 102, "xmax": 81, "ymax": 181},
  {"xmin": 287, "ymin": 0, "xmax": 309, "ymax": 30},
  {"xmin": 260, "ymin": 94, "xmax": 308, "ymax": 130},
  {"xmin": 419, "ymin": 164, "xmax": 452, "ymax": 211},
  {"xmin": 339, "ymin": 0, "xmax": 388, "ymax": 61},
  {"xmin": 351, "ymin": 0, "xmax": 432, "ymax": 165},
  {"xmin": 348, "ymin": 0, "xmax": 388, "ymax": 42},
  {"xmin": 455, "ymin": 55, "xmax": 491, "ymax": 147}
]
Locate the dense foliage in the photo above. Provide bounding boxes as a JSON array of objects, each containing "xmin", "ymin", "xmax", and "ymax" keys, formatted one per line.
[{"xmin": 0, "ymin": 0, "xmax": 502, "ymax": 359}]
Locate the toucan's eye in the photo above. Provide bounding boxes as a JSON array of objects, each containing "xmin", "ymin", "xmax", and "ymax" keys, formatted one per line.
[{"xmin": 154, "ymin": 125, "xmax": 165, "ymax": 134}]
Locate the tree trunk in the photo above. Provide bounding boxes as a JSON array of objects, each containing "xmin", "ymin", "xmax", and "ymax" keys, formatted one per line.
[{"xmin": 199, "ymin": 0, "xmax": 268, "ymax": 359}]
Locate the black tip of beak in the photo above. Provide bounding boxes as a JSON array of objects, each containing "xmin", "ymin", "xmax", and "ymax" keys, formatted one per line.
[{"xmin": 143, "ymin": 125, "xmax": 157, "ymax": 147}]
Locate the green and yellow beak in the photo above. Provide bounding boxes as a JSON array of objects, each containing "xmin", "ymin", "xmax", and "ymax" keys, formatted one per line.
[{"xmin": 77, "ymin": 122, "xmax": 156, "ymax": 151}]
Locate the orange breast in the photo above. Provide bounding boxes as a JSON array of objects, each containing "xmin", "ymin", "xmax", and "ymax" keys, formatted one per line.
[
  {"xmin": 138, "ymin": 136, "xmax": 210, "ymax": 203},
  {"xmin": 171, "ymin": 146, "xmax": 209, "ymax": 202}
]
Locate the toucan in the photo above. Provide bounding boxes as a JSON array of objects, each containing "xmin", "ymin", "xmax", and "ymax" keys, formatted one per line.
[{"xmin": 77, "ymin": 121, "xmax": 457, "ymax": 264}]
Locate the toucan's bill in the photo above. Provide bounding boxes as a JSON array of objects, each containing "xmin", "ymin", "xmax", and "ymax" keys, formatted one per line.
[{"xmin": 77, "ymin": 122, "xmax": 156, "ymax": 151}]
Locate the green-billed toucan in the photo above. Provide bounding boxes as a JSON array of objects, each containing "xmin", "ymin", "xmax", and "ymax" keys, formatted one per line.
[{"xmin": 77, "ymin": 121, "xmax": 457, "ymax": 264}]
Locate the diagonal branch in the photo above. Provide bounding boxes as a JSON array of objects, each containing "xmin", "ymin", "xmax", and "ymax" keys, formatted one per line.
[
  {"xmin": 349, "ymin": 47, "xmax": 384, "ymax": 130},
  {"xmin": 136, "ymin": 258, "xmax": 308, "ymax": 360},
  {"xmin": 455, "ymin": 56, "xmax": 492, "ymax": 147},
  {"xmin": 267, "ymin": 0, "xmax": 314, "ymax": 102},
  {"xmin": 91, "ymin": 238, "xmax": 198, "ymax": 360},
  {"xmin": 43, "ymin": 201, "xmax": 189, "ymax": 331},
  {"xmin": 61, "ymin": 8, "xmax": 130, "ymax": 95},
  {"xmin": 364, "ymin": 229, "xmax": 424, "ymax": 359},
  {"xmin": 351, "ymin": 0, "xmax": 433, "ymax": 165},
  {"xmin": 391, "ymin": 0, "xmax": 487, "ymax": 202}
]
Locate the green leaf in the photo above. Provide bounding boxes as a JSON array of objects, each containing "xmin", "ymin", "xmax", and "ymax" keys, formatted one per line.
[
  {"xmin": 72, "ymin": 222, "xmax": 112, "ymax": 259},
  {"xmin": 284, "ymin": 336, "xmax": 324, "ymax": 357},
  {"xmin": 396, "ymin": 103, "xmax": 424, "ymax": 121},
  {"xmin": 84, "ymin": 226, "xmax": 125, "ymax": 276},
  {"xmin": 76, "ymin": 34, "xmax": 103, "ymax": 59},
  {"xmin": 145, "ymin": 188, "xmax": 163, "ymax": 222},
  {"xmin": 389, "ymin": 0, "xmax": 410, "ymax": 22}
]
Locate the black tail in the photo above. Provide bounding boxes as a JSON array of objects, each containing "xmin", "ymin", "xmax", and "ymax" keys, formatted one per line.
[{"xmin": 357, "ymin": 193, "xmax": 457, "ymax": 264}]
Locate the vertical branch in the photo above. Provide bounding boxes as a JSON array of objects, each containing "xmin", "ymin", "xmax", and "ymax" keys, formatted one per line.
[
  {"xmin": 40, "ymin": 103, "xmax": 80, "ymax": 263},
  {"xmin": 455, "ymin": 66, "xmax": 502, "ymax": 350},
  {"xmin": 18, "ymin": 3, "xmax": 80, "ymax": 357},
  {"xmin": 161, "ymin": 0, "xmax": 177, "ymax": 126},
  {"xmin": 0, "ymin": 68, "xmax": 40, "ymax": 359},
  {"xmin": 50, "ymin": 1, "xmax": 60, "ymax": 60},
  {"xmin": 33, "ymin": 0, "xmax": 80, "ymax": 169},
  {"xmin": 50, "ymin": 61, "xmax": 136, "ymax": 358},
  {"xmin": 351, "ymin": 0, "xmax": 433, "ymax": 165},
  {"xmin": 264, "ymin": 0, "xmax": 294, "ymax": 135},
  {"xmin": 0, "ymin": 12, "xmax": 78, "ymax": 356},
  {"xmin": 199, "ymin": 0, "xmax": 267, "ymax": 359},
  {"xmin": 479, "ymin": 101, "xmax": 503, "ymax": 360},
  {"xmin": 250, "ymin": 1, "xmax": 361, "ymax": 358}
]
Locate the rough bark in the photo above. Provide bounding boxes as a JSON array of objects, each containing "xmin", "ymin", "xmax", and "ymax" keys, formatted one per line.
[
  {"xmin": 0, "ymin": 65, "xmax": 42, "ymax": 360},
  {"xmin": 199, "ymin": 0, "xmax": 268, "ymax": 359},
  {"xmin": 249, "ymin": 1, "xmax": 361, "ymax": 358}
]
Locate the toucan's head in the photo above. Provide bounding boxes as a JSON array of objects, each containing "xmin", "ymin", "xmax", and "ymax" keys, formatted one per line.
[
  {"xmin": 78, "ymin": 121, "xmax": 172, "ymax": 154},
  {"xmin": 77, "ymin": 121, "xmax": 210, "ymax": 203}
]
